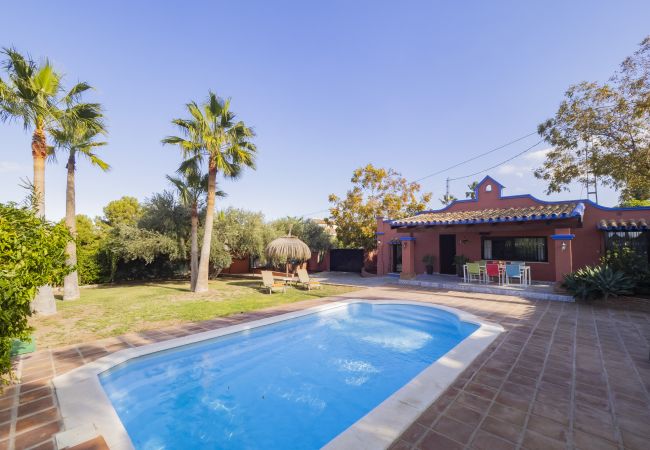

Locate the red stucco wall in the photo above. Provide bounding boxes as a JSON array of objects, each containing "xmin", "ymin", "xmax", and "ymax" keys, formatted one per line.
[
  {"xmin": 307, "ymin": 251, "xmax": 330, "ymax": 272},
  {"xmin": 222, "ymin": 257, "xmax": 251, "ymax": 274}
]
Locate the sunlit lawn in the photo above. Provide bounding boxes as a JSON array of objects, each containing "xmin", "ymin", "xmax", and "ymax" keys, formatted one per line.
[{"xmin": 30, "ymin": 277, "xmax": 361, "ymax": 349}]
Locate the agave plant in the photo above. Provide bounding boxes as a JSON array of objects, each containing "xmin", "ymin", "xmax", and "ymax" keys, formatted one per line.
[
  {"xmin": 563, "ymin": 267, "xmax": 598, "ymax": 301},
  {"xmin": 592, "ymin": 266, "xmax": 634, "ymax": 301},
  {"xmin": 564, "ymin": 265, "xmax": 634, "ymax": 301}
]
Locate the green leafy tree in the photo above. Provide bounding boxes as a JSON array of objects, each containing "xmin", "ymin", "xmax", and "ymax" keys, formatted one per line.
[
  {"xmin": 51, "ymin": 98, "xmax": 107, "ymax": 300},
  {"xmin": 1, "ymin": 203, "xmax": 72, "ymax": 385},
  {"xmin": 328, "ymin": 164, "xmax": 432, "ymax": 250},
  {"xmin": 0, "ymin": 48, "xmax": 101, "ymax": 313},
  {"xmin": 163, "ymin": 92, "xmax": 256, "ymax": 292},
  {"xmin": 209, "ymin": 239, "xmax": 234, "ymax": 276},
  {"xmin": 270, "ymin": 217, "xmax": 333, "ymax": 254},
  {"xmin": 619, "ymin": 199, "xmax": 650, "ymax": 207},
  {"xmin": 536, "ymin": 36, "xmax": 650, "ymax": 203},
  {"xmin": 139, "ymin": 190, "xmax": 191, "ymax": 251},
  {"xmin": 101, "ymin": 224, "xmax": 180, "ymax": 282},
  {"xmin": 102, "ymin": 196, "xmax": 143, "ymax": 226},
  {"xmin": 73, "ymin": 215, "xmax": 105, "ymax": 285},
  {"xmin": 213, "ymin": 208, "xmax": 274, "ymax": 262}
]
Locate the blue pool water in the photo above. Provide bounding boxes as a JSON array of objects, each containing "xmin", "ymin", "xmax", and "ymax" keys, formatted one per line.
[{"xmin": 100, "ymin": 303, "xmax": 478, "ymax": 450}]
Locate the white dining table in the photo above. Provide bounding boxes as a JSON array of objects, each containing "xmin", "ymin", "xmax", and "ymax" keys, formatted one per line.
[{"xmin": 463, "ymin": 263, "xmax": 531, "ymax": 286}]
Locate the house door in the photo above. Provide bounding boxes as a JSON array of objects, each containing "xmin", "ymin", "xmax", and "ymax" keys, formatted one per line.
[
  {"xmin": 391, "ymin": 242, "xmax": 402, "ymax": 273},
  {"xmin": 439, "ymin": 234, "xmax": 456, "ymax": 274}
]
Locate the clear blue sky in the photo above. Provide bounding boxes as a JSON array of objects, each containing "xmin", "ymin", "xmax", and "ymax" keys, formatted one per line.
[{"xmin": 1, "ymin": 0, "xmax": 649, "ymax": 221}]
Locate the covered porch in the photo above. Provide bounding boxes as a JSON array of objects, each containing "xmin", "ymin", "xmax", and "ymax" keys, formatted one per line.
[{"xmin": 380, "ymin": 220, "xmax": 580, "ymax": 284}]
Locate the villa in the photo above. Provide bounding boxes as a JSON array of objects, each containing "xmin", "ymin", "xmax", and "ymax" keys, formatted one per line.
[{"xmin": 376, "ymin": 176, "xmax": 650, "ymax": 282}]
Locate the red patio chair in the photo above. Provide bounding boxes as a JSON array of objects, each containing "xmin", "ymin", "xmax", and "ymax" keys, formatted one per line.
[{"xmin": 485, "ymin": 263, "xmax": 502, "ymax": 284}]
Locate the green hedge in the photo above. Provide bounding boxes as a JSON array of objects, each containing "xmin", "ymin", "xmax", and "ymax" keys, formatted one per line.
[{"xmin": 0, "ymin": 203, "xmax": 71, "ymax": 386}]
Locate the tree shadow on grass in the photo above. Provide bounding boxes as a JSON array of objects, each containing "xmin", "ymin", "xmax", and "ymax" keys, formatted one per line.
[
  {"xmin": 92, "ymin": 280, "xmax": 191, "ymax": 293},
  {"xmin": 221, "ymin": 279, "xmax": 261, "ymax": 288}
]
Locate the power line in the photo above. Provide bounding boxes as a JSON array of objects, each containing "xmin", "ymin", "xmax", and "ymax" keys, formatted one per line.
[
  {"xmin": 297, "ymin": 208, "xmax": 330, "ymax": 218},
  {"xmin": 294, "ymin": 132, "xmax": 544, "ymax": 218},
  {"xmin": 449, "ymin": 139, "xmax": 544, "ymax": 181},
  {"xmin": 412, "ymin": 131, "xmax": 538, "ymax": 183}
]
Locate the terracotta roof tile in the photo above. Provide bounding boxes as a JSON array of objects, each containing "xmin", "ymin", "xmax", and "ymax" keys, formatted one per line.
[
  {"xmin": 391, "ymin": 202, "xmax": 583, "ymax": 227},
  {"xmin": 598, "ymin": 218, "xmax": 648, "ymax": 231}
]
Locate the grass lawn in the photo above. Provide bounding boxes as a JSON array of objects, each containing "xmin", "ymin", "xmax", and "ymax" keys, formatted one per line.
[{"xmin": 30, "ymin": 277, "xmax": 361, "ymax": 349}]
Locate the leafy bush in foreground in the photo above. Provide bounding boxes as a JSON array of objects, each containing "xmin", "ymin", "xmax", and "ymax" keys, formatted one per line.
[{"xmin": 0, "ymin": 203, "xmax": 72, "ymax": 386}]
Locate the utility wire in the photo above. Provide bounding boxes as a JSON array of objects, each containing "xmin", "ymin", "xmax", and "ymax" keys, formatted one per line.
[
  {"xmin": 412, "ymin": 131, "xmax": 538, "ymax": 183},
  {"xmin": 297, "ymin": 208, "xmax": 330, "ymax": 218},
  {"xmin": 449, "ymin": 139, "xmax": 544, "ymax": 181},
  {"xmin": 295, "ymin": 132, "xmax": 543, "ymax": 218}
]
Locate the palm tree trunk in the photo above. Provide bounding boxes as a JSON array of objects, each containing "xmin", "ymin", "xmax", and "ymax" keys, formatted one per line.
[
  {"xmin": 195, "ymin": 163, "xmax": 217, "ymax": 293},
  {"xmin": 30, "ymin": 126, "xmax": 57, "ymax": 315},
  {"xmin": 63, "ymin": 151, "xmax": 80, "ymax": 300},
  {"xmin": 190, "ymin": 202, "xmax": 199, "ymax": 291},
  {"xmin": 32, "ymin": 127, "xmax": 47, "ymax": 217}
]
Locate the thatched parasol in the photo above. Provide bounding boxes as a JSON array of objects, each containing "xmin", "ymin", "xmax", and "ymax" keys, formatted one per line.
[{"xmin": 265, "ymin": 230, "xmax": 312, "ymax": 276}]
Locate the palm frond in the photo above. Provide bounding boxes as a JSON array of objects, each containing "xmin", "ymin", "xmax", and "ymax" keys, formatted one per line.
[
  {"xmin": 164, "ymin": 91, "xmax": 257, "ymax": 196},
  {"xmin": 33, "ymin": 62, "xmax": 61, "ymax": 96},
  {"xmin": 2, "ymin": 47, "xmax": 35, "ymax": 79},
  {"xmin": 83, "ymin": 151, "xmax": 110, "ymax": 171},
  {"xmin": 62, "ymin": 82, "xmax": 92, "ymax": 105}
]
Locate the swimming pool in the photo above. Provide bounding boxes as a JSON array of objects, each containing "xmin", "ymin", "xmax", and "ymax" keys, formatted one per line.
[{"xmin": 53, "ymin": 301, "xmax": 503, "ymax": 449}]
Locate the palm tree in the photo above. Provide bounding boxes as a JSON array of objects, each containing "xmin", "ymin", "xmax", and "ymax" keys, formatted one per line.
[
  {"xmin": 51, "ymin": 107, "xmax": 108, "ymax": 300},
  {"xmin": 0, "ymin": 47, "xmax": 101, "ymax": 313},
  {"xmin": 168, "ymin": 157, "xmax": 231, "ymax": 290},
  {"xmin": 163, "ymin": 92, "xmax": 256, "ymax": 292},
  {"xmin": 167, "ymin": 157, "xmax": 208, "ymax": 291},
  {"xmin": 465, "ymin": 181, "xmax": 479, "ymax": 199},
  {"xmin": 439, "ymin": 193, "xmax": 457, "ymax": 206}
]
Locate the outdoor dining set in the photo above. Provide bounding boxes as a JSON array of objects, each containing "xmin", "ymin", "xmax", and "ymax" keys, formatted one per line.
[{"xmin": 463, "ymin": 260, "xmax": 532, "ymax": 286}]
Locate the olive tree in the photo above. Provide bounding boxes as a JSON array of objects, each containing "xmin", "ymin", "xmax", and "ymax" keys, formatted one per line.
[{"xmin": 536, "ymin": 37, "xmax": 650, "ymax": 203}]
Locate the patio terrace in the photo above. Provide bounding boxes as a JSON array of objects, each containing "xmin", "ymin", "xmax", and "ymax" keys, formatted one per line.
[{"xmin": 397, "ymin": 273, "xmax": 574, "ymax": 302}]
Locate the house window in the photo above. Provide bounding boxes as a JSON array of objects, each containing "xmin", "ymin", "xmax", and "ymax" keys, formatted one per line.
[
  {"xmin": 482, "ymin": 237, "xmax": 547, "ymax": 262},
  {"xmin": 604, "ymin": 231, "xmax": 649, "ymax": 261}
]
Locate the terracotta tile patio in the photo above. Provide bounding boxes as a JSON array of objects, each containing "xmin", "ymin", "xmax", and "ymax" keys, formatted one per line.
[{"xmin": 1, "ymin": 286, "xmax": 649, "ymax": 450}]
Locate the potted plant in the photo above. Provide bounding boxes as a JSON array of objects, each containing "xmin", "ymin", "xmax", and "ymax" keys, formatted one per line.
[
  {"xmin": 422, "ymin": 254, "xmax": 435, "ymax": 275},
  {"xmin": 453, "ymin": 254, "xmax": 469, "ymax": 277}
]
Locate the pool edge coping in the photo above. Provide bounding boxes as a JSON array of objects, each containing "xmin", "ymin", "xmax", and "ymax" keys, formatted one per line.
[{"xmin": 52, "ymin": 299, "xmax": 504, "ymax": 450}]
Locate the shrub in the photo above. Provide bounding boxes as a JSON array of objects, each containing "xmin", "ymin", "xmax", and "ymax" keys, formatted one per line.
[
  {"xmin": 100, "ymin": 224, "xmax": 181, "ymax": 282},
  {"xmin": 563, "ymin": 265, "xmax": 635, "ymax": 301},
  {"xmin": 0, "ymin": 203, "xmax": 72, "ymax": 386},
  {"xmin": 600, "ymin": 247, "xmax": 650, "ymax": 293},
  {"xmin": 74, "ymin": 215, "xmax": 105, "ymax": 284}
]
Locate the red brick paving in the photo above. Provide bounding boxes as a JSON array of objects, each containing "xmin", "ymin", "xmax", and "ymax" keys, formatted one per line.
[{"xmin": 0, "ymin": 287, "xmax": 648, "ymax": 449}]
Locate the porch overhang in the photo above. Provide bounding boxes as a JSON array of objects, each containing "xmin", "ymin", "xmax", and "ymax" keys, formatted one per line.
[{"xmin": 598, "ymin": 218, "xmax": 648, "ymax": 232}]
